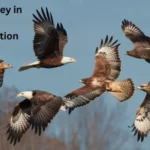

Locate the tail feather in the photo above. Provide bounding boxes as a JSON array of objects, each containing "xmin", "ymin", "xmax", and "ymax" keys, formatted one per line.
[
  {"xmin": 106, "ymin": 78, "xmax": 135, "ymax": 102},
  {"xmin": 18, "ymin": 61, "xmax": 40, "ymax": 72},
  {"xmin": 59, "ymin": 105, "xmax": 67, "ymax": 111},
  {"xmin": 60, "ymin": 99, "xmax": 74, "ymax": 112}
]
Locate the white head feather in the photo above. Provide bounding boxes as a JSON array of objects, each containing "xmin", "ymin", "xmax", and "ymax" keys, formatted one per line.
[
  {"xmin": 17, "ymin": 91, "xmax": 33, "ymax": 100},
  {"xmin": 61, "ymin": 56, "xmax": 76, "ymax": 64}
]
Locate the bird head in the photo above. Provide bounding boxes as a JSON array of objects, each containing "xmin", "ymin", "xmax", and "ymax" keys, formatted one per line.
[
  {"xmin": 17, "ymin": 91, "xmax": 34, "ymax": 100},
  {"xmin": 125, "ymin": 50, "xmax": 132, "ymax": 56},
  {"xmin": 125, "ymin": 49, "xmax": 140, "ymax": 58},
  {"xmin": 79, "ymin": 79, "xmax": 85, "ymax": 83},
  {"xmin": 61, "ymin": 56, "xmax": 76, "ymax": 64},
  {"xmin": 2, "ymin": 63, "xmax": 13, "ymax": 69},
  {"xmin": 137, "ymin": 82, "xmax": 150, "ymax": 93},
  {"xmin": 79, "ymin": 78, "xmax": 89, "ymax": 85}
]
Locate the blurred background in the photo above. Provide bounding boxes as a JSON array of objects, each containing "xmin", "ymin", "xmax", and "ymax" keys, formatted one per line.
[{"xmin": 0, "ymin": 0, "xmax": 150, "ymax": 149}]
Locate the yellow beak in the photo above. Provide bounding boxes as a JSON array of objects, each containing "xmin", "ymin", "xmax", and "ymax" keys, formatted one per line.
[
  {"xmin": 137, "ymin": 84, "xmax": 147, "ymax": 90},
  {"xmin": 79, "ymin": 80, "xmax": 83, "ymax": 83},
  {"xmin": 9, "ymin": 64, "xmax": 13, "ymax": 68},
  {"xmin": 73, "ymin": 59, "xmax": 76, "ymax": 63},
  {"xmin": 3, "ymin": 63, "xmax": 13, "ymax": 69},
  {"xmin": 17, "ymin": 93, "xmax": 22, "ymax": 97}
]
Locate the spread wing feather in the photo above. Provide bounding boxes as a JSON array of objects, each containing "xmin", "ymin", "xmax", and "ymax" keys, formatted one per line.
[
  {"xmin": 30, "ymin": 96, "xmax": 62, "ymax": 135},
  {"xmin": 33, "ymin": 7, "xmax": 59, "ymax": 59},
  {"xmin": 121, "ymin": 19, "xmax": 150, "ymax": 48},
  {"xmin": 56, "ymin": 23, "xmax": 68, "ymax": 56},
  {"xmin": 33, "ymin": 7, "xmax": 68, "ymax": 60},
  {"xmin": 6, "ymin": 93, "xmax": 62, "ymax": 145},
  {"xmin": 93, "ymin": 35, "xmax": 121, "ymax": 80},
  {"xmin": 63, "ymin": 86, "xmax": 105, "ymax": 114},
  {"xmin": 6, "ymin": 99, "xmax": 32, "ymax": 145},
  {"xmin": 130, "ymin": 94, "xmax": 150, "ymax": 142}
]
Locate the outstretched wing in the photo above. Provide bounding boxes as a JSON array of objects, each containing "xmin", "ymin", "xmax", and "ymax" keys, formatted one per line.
[
  {"xmin": 30, "ymin": 96, "xmax": 62, "ymax": 135},
  {"xmin": 63, "ymin": 86, "xmax": 105, "ymax": 114},
  {"xmin": 130, "ymin": 94, "xmax": 150, "ymax": 142},
  {"xmin": 121, "ymin": 19, "xmax": 150, "ymax": 48},
  {"xmin": 56, "ymin": 23, "xmax": 68, "ymax": 56},
  {"xmin": 92, "ymin": 35, "xmax": 121, "ymax": 80},
  {"xmin": 6, "ymin": 99, "xmax": 32, "ymax": 145},
  {"xmin": 33, "ymin": 7, "xmax": 67, "ymax": 59}
]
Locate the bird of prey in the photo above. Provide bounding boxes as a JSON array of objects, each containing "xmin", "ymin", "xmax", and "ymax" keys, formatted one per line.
[
  {"xmin": 18, "ymin": 7, "xmax": 76, "ymax": 72},
  {"xmin": 129, "ymin": 82, "xmax": 150, "ymax": 142},
  {"xmin": 0, "ymin": 59, "xmax": 13, "ymax": 87},
  {"xmin": 60, "ymin": 35, "xmax": 135, "ymax": 114},
  {"xmin": 6, "ymin": 90, "xmax": 73, "ymax": 145},
  {"xmin": 121, "ymin": 19, "xmax": 150, "ymax": 63}
]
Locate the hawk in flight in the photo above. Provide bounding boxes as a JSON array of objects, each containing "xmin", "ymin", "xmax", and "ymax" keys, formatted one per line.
[
  {"xmin": 60, "ymin": 35, "xmax": 135, "ymax": 114},
  {"xmin": 129, "ymin": 82, "xmax": 150, "ymax": 142},
  {"xmin": 121, "ymin": 19, "xmax": 150, "ymax": 63}
]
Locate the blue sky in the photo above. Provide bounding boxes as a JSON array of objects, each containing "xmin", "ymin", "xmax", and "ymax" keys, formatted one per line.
[{"xmin": 1, "ymin": 0, "xmax": 150, "ymax": 149}]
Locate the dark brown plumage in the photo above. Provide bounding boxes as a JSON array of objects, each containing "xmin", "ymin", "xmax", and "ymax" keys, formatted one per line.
[
  {"xmin": 18, "ymin": 7, "xmax": 76, "ymax": 72},
  {"xmin": 121, "ymin": 19, "xmax": 150, "ymax": 63},
  {"xmin": 0, "ymin": 59, "xmax": 13, "ymax": 87},
  {"xmin": 129, "ymin": 82, "xmax": 150, "ymax": 142},
  {"xmin": 6, "ymin": 90, "xmax": 73, "ymax": 145},
  {"xmin": 61, "ymin": 36, "xmax": 135, "ymax": 114},
  {"xmin": 64, "ymin": 86, "xmax": 105, "ymax": 114}
]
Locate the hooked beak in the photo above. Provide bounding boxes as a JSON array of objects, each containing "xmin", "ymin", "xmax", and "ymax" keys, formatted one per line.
[
  {"xmin": 4, "ymin": 64, "xmax": 13, "ymax": 69},
  {"xmin": 72, "ymin": 59, "xmax": 76, "ymax": 63},
  {"xmin": 79, "ymin": 80, "xmax": 83, "ymax": 83},
  {"xmin": 125, "ymin": 51, "xmax": 129, "ymax": 55},
  {"xmin": 137, "ymin": 84, "xmax": 147, "ymax": 90},
  {"xmin": 125, "ymin": 51, "xmax": 131, "ymax": 55},
  {"xmin": 8, "ymin": 64, "xmax": 13, "ymax": 68},
  {"xmin": 17, "ymin": 93, "xmax": 23, "ymax": 97}
]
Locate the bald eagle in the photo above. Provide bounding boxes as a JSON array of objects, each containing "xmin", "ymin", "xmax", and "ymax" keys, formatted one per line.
[
  {"xmin": 121, "ymin": 19, "xmax": 150, "ymax": 63},
  {"xmin": 129, "ymin": 82, "xmax": 150, "ymax": 142},
  {"xmin": 0, "ymin": 59, "xmax": 12, "ymax": 87},
  {"xmin": 60, "ymin": 35, "xmax": 135, "ymax": 114},
  {"xmin": 18, "ymin": 7, "xmax": 76, "ymax": 72},
  {"xmin": 6, "ymin": 90, "xmax": 73, "ymax": 145}
]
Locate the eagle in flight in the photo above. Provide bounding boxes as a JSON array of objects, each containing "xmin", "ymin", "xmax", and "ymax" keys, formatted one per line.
[
  {"xmin": 121, "ymin": 19, "xmax": 150, "ymax": 63},
  {"xmin": 60, "ymin": 35, "xmax": 135, "ymax": 114},
  {"xmin": 18, "ymin": 7, "xmax": 76, "ymax": 72},
  {"xmin": 129, "ymin": 82, "xmax": 150, "ymax": 142},
  {"xmin": 6, "ymin": 90, "xmax": 73, "ymax": 145}
]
